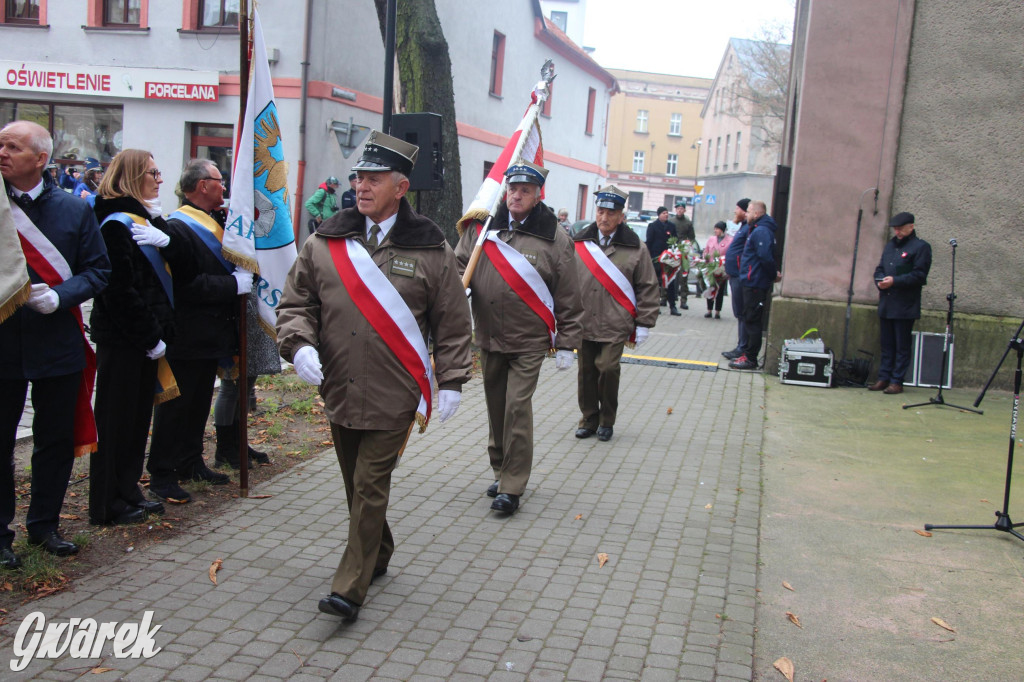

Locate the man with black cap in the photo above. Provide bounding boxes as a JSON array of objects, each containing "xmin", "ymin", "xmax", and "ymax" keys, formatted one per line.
[
  {"xmin": 669, "ymin": 200, "xmax": 696, "ymax": 307},
  {"xmin": 278, "ymin": 130, "xmax": 472, "ymax": 621},
  {"xmin": 304, "ymin": 175, "xmax": 340, "ymax": 234},
  {"xmin": 456, "ymin": 159, "xmax": 583, "ymax": 515},
  {"xmin": 722, "ymin": 198, "xmax": 751, "ymax": 359},
  {"xmin": 646, "ymin": 206, "xmax": 683, "ymax": 314},
  {"xmin": 572, "ymin": 185, "xmax": 659, "ymax": 442},
  {"xmin": 729, "ymin": 200, "xmax": 779, "ymax": 370},
  {"xmin": 341, "ymin": 172, "xmax": 356, "ymax": 209},
  {"xmin": 869, "ymin": 211, "xmax": 931, "ymax": 394}
]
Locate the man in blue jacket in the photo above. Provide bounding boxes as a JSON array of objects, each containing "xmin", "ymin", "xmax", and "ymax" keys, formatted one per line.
[
  {"xmin": 722, "ymin": 198, "xmax": 750, "ymax": 359},
  {"xmin": 869, "ymin": 212, "xmax": 931, "ymax": 394},
  {"xmin": 0, "ymin": 121, "xmax": 110, "ymax": 567},
  {"xmin": 729, "ymin": 200, "xmax": 778, "ymax": 370}
]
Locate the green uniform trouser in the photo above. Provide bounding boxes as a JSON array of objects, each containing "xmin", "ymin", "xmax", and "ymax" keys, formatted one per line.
[
  {"xmin": 577, "ymin": 339, "xmax": 625, "ymax": 430},
  {"xmin": 329, "ymin": 423, "xmax": 408, "ymax": 604},
  {"xmin": 480, "ymin": 349, "xmax": 545, "ymax": 497}
]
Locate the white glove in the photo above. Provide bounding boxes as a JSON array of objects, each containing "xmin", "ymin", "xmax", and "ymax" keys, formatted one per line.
[
  {"xmin": 232, "ymin": 268, "xmax": 254, "ymax": 295},
  {"xmin": 554, "ymin": 349, "xmax": 575, "ymax": 371},
  {"xmin": 131, "ymin": 224, "xmax": 170, "ymax": 248},
  {"xmin": 437, "ymin": 389, "xmax": 461, "ymax": 423},
  {"xmin": 27, "ymin": 283, "xmax": 59, "ymax": 314},
  {"xmin": 293, "ymin": 345, "xmax": 323, "ymax": 386},
  {"xmin": 634, "ymin": 327, "xmax": 650, "ymax": 348},
  {"xmin": 146, "ymin": 340, "xmax": 167, "ymax": 359}
]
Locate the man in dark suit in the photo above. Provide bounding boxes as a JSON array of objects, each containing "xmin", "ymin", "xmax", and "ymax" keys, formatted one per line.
[
  {"xmin": 869, "ymin": 212, "xmax": 932, "ymax": 395},
  {"xmin": 0, "ymin": 121, "xmax": 110, "ymax": 566}
]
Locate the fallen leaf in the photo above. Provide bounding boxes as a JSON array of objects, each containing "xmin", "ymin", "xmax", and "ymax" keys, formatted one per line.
[
  {"xmin": 931, "ymin": 617, "xmax": 955, "ymax": 633},
  {"xmin": 980, "ymin": 499, "xmax": 990, "ymax": 504},
  {"xmin": 915, "ymin": 529, "xmax": 932, "ymax": 537},
  {"xmin": 209, "ymin": 558, "xmax": 223, "ymax": 585},
  {"xmin": 782, "ymin": 581, "xmax": 794, "ymax": 591},
  {"xmin": 773, "ymin": 657, "xmax": 794, "ymax": 682},
  {"xmin": 0, "ymin": 582, "xmax": 12, "ymax": 592},
  {"xmin": 666, "ymin": 407, "xmax": 674, "ymax": 415},
  {"xmin": 59, "ymin": 513, "xmax": 80, "ymax": 520},
  {"xmin": 597, "ymin": 553, "xmax": 609, "ymax": 568},
  {"xmin": 89, "ymin": 667, "xmax": 115, "ymax": 674},
  {"xmin": 785, "ymin": 611, "xmax": 803, "ymax": 628},
  {"xmin": 704, "ymin": 503, "xmax": 712, "ymax": 509},
  {"xmin": 574, "ymin": 514, "xmax": 583, "ymax": 520},
  {"xmin": 249, "ymin": 494, "xmax": 273, "ymax": 499}
]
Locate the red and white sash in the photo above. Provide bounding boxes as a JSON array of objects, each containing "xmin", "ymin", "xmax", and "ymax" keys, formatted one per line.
[
  {"xmin": 327, "ymin": 238, "xmax": 434, "ymax": 431},
  {"xmin": 476, "ymin": 223, "xmax": 556, "ymax": 348},
  {"xmin": 575, "ymin": 240, "xmax": 638, "ymax": 344},
  {"xmin": 10, "ymin": 202, "xmax": 98, "ymax": 456}
]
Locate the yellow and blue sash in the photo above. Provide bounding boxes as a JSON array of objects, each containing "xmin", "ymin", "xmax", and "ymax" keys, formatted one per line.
[{"xmin": 169, "ymin": 206, "xmax": 234, "ymax": 274}]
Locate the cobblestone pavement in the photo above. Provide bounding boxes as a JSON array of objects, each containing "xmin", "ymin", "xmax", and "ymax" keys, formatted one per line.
[{"xmin": 1, "ymin": 302, "xmax": 766, "ymax": 681}]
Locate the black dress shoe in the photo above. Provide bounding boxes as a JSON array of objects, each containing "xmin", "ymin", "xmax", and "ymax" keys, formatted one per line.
[
  {"xmin": 113, "ymin": 507, "xmax": 148, "ymax": 525},
  {"xmin": 575, "ymin": 428, "xmax": 595, "ymax": 439},
  {"xmin": 28, "ymin": 531, "xmax": 79, "ymax": 557},
  {"xmin": 491, "ymin": 493, "xmax": 520, "ymax": 514},
  {"xmin": 179, "ymin": 462, "xmax": 230, "ymax": 485},
  {"xmin": 248, "ymin": 445, "xmax": 270, "ymax": 465},
  {"xmin": 318, "ymin": 593, "xmax": 359, "ymax": 620},
  {"xmin": 136, "ymin": 500, "xmax": 165, "ymax": 515},
  {"xmin": 486, "ymin": 480, "xmax": 499, "ymax": 497},
  {"xmin": 148, "ymin": 479, "xmax": 192, "ymax": 504},
  {"xmin": 372, "ymin": 566, "xmax": 387, "ymax": 582},
  {"xmin": 722, "ymin": 348, "xmax": 743, "ymax": 360},
  {"xmin": 597, "ymin": 426, "xmax": 613, "ymax": 442},
  {"xmin": 0, "ymin": 546, "xmax": 21, "ymax": 570},
  {"xmin": 670, "ymin": 307, "xmax": 682, "ymax": 316}
]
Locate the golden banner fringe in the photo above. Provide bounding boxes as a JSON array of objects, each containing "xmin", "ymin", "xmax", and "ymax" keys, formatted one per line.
[
  {"xmin": 456, "ymin": 209, "xmax": 490, "ymax": 237},
  {"xmin": 0, "ymin": 279, "xmax": 30, "ymax": 324},
  {"xmin": 74, "ymin": 442, "xmax": 98, "ymax": 458},
  {"xmin": 221, "ymin": 247, "xmax": 260, "ymax": 276}
]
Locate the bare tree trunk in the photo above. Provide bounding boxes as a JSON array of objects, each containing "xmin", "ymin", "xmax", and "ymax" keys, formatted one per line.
[{"xmin": 374, "ymin": 0, "xmax": 463, "ymax": 245}]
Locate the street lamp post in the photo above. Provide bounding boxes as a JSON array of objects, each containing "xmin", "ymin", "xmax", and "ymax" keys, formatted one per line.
[{"xmin": 691, "ymin": 140, "xmax": 702, "ymax": 233}]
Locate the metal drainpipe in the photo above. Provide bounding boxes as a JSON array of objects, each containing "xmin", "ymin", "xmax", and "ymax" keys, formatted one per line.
[{"xmin": 293, "ymin": 0, "xmax": 314, "ymax": 241}]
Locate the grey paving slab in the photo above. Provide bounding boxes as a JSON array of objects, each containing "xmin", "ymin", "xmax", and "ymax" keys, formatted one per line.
[{"xmin": 1, "ymin": 304, "xmax": 764, "ymax": 680}]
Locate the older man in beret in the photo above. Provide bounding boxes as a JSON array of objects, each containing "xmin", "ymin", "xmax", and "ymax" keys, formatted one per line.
[
  {"xmin": 869, "ymin": 211, "xmax": 931, "ymax": 395},
  {"xmin": 456, "ymin": 160, "xmax": 583, "ymax": 515},
  {"xmin": 278, "ymin": 130, "xmax": 473, "ymax": 620}
]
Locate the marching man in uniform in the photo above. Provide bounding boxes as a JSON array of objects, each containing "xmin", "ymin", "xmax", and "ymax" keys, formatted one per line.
[
  {"xmin": 456, "ymin": 160, "xmax": 583, "ymax": 515},
  {"xmin": 277, "ymin": 131, "xmax": 472, "ymax": 621},
  {"xmin": 572, "ymin": 186, "xmax": 659, "ymax": 442}
]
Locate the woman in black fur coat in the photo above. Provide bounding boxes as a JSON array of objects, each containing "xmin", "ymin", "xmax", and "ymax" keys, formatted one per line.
[{"xmin": 88, "ymin": 149, "xmax": 194, "ymax": 525}]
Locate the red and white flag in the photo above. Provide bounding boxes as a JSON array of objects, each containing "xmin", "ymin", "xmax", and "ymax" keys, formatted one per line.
[{"xmin": 457, "ymin": 88, "xmax": 546, "ymax": 234}]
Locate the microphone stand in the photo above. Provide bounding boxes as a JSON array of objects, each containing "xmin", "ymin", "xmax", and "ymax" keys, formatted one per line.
[
  {"xmin": 924, "ymin": 317, "xmax": 1024, "ymax": 541},
  {"xmin": 903, "ymin": 239, "xmax": 981, "ymax": 413}
]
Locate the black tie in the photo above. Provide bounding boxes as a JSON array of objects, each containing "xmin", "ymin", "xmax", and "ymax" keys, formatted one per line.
[
  {"xmin": 12, "ymin": 193, "xmax": 32, "ymax": 210},
  {"xmin": 510, "ymin": 220, "xmax": 521, "ymax": 231}
]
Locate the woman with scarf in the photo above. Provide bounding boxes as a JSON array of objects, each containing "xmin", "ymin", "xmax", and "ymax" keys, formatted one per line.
[{"xmin": 88, "ymin": 149, "xmax": 195, "ymax": 525}]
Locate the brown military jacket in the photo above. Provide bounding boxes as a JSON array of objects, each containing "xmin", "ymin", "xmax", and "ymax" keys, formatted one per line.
[
  {"xmin": 573, "ymin": 222, "xmax": 660, "ymax": 343},
  {"xmin": 455, "ymin": 201, "xmax": 583, "ymax": 354},
  {"xmin": 276, "ymin": 198, "xmax": 472, "ymax": 431}
]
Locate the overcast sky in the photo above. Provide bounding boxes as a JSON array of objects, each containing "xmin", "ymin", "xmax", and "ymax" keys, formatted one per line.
[{"xmin": 581, "ymin": 0, "xmax": 796, "ymax": 79}]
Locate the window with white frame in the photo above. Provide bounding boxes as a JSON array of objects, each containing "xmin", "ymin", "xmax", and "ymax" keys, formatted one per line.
[
  {"xmin": 725, "ymin": 134, "xmax": 731, "ymax": 167},
  {"xmin": 705, "ymin": 138, "xmax": 711, "ymax": 171},
  {"xmin": 666, "ymin": 154, "xmax": 678, "ymax": 176},
  {"xmin": 669, "ymin": 113, "xmax": 681, "ymax": 136},
  {"xmin": 632, "ymin": 151, "xmax": 645, "ymax": 173},
  {"xmin": 734, "ymin": 131, "xmax": 742, "ymax": 167},
  {"xmin": 550, "ymin": 10, "xmax": 567, "ymax": 33},
  {"xmin": 715, "ymin": 137, "xmax": 721, "ymax": 170},
  {"xmin": 635, "ymin": 110, "xmax": 648, "ymax": 134}
]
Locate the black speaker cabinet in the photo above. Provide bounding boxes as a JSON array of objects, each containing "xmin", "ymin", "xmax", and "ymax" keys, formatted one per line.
[
  {"xmin": 906, "ymin": 331, "xmax": 953, "ymax": 389},
  {"xmin": 391, "ymin": 113, "xmax": 443, "ymax": 191}
]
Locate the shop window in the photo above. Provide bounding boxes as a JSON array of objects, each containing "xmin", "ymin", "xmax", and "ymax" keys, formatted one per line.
[
  {"xmin": 190, "ymin": 123, "xmax": 234, "ymax": 198},
  {"xmin": 3, "ymin": 0, "xmax": 42, "ymax": 24},
  {"xmin": 2, "ymin": 99, "xmax": 123, "ymax": 164}
]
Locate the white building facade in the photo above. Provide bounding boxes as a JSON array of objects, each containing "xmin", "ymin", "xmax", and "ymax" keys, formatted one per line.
[{"xmin": 0, "ymin": 0, "xmax": 614, "ymax": 238}]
